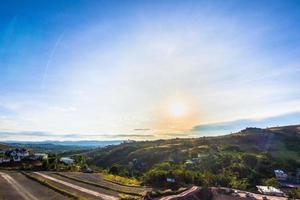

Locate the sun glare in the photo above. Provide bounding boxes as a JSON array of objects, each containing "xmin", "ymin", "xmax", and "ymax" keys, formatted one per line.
[{"xmin": 169, "ymin": 101, "xmax": 187, "ymax": 118}]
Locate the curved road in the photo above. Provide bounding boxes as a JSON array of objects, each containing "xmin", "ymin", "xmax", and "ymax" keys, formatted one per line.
[
  {"xmin": 159, "ymin": 186, "xmax": 199, "ymax": 200},
  {"xmin": 34, "ymin": 172, "xmax": 118, "ymax": 200}
]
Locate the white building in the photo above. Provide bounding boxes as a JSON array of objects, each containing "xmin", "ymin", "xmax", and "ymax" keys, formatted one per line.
[
  {"xmin": 256, "ymin": 186, "xmax": 285, "ymax": 196},
  {"xmin": 166, "ymin": 178, "xmax": 176, "ymax": 183},
  {"xmin": 274, "ymin": 169, "xmax": 288, "ymax": 181},
  {"xmin": 34, "ymin": 153, "xmax": 48, "ymax": 160},
  {"xmin": 185, "ymin": 159, "xmax": 194, "ymax": 165},
  {"xmin": 17, "ymin": 151, "xmax": 29, "ymax": 158},
  {"xmin": 13, "ymin": 157, "xmax": 21, "ymax": 162},
  {"xmin": 0, "ymin": 158, "xmax": 11, "ymax": 163},
  {"xmin": 60, "ymin": 157, "xmax": 74, "ymax": 165}
]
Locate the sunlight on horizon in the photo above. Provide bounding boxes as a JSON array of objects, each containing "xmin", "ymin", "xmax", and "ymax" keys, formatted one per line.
[{"xmin": 169, "ymin": 101, "xmax": 188, "ymax": 118}]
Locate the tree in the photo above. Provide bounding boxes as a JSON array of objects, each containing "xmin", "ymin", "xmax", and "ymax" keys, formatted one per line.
[
  {"xmin": 242, "ymin": 154, "xmax": 257, "ymax": 168},
  {"xmin": 73, "ymin": 155, "xmax": 86, "ymax": 167},
  {"xmin": 109, "ymin": 164, "xmax": 120, "ymax": 175},
  {"xmin": 263, "ymin": 178, "xmax": 279, "ymax": 188},
  {"xmin": 288, "ymin": 187, "xmax": 300, "ymax": 199},
  {"xmin": 47, "ymin": 154, "xmax": 59, "ymax": 170}
]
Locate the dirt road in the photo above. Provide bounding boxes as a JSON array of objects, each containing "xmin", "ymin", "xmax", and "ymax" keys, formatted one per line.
[
  {"xmin": 34, "ymin": 172, "xmax": 118, "ymax": 200},
  {"xmin": 0, "ymin": 172, "xmax": 39, "ymax": 200}
]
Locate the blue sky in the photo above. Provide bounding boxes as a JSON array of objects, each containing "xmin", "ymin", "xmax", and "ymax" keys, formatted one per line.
[{"xmin": 0, "ymin": 0, "xmax": 300, "ymax": 141}]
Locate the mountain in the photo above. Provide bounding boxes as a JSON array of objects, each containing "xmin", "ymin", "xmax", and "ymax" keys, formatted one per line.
[
  {"xmin": 86, "ymin": 125, "xmax": 300, "ymax": 169},
  {"xmin": 2, "ymin": 140, "xmax": 123, "ymax": 152},
  {"xmin": 192, "ymin": 111, "xmax": 300, "ymax": 135},
  {"xmin": 3, "ymin": 140, "xmax": 123, "ymax": 147}
]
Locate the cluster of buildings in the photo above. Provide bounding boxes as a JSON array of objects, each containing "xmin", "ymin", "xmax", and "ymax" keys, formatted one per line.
[
  {"xmin": 0, "ymin": 148, "xmax": 50, "ymax": 164},
  {"xmin": 0, "ymin": 146, "xmax": 77, "ymax": 166},
  {"xmin": 0, "ymin": 148, "xmax": 30, "ymax": 163}
]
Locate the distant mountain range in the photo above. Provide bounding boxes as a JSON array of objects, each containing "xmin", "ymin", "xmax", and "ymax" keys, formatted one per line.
[
  {"xmin": 193, "ymin": 111, "xmax": 300, "ymax": 135},
  {"xmin": 2, "ymin": 140, "xmax": 123, "ymax": 147},
  {"xmin": 0, "ymin": 140, "xmax": 124, "ymax": 152}
]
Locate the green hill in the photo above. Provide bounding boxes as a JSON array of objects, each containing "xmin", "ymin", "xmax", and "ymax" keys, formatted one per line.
[
  {"xmin": 85, "ymin": 125, "xmax": 300, "ymax": 190},
  {"xmin": 87, "ymin": 125, "xmax": 300, "ymax": 168}
]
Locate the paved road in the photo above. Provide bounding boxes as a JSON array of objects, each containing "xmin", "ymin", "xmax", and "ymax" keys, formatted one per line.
[
  {"xmin": 0, "ymin": 172, "xmax": 39, "ymax": 200},
  {"xmin": 34, "ymin": 172, "xmax": 118, "ymax": 200},
  {"xmin": 159, "ymin": 186, "xmax": 199, "ymax": 200},
  {"xmin": 60, "ymin": 172, "xmax": 150, "ymax": 195}
]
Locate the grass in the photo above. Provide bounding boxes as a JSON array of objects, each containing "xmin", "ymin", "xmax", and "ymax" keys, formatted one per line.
[
  {"xmin": 102, "ymin": 173, "xmax": 141, "ymax": 187},
  {"xmin": 55, "ymin": 172, "xmax": 144, "ymax": 197},
  {"xmin": 21, "ymin": 172, "xmax": 86, "ymax": 200}
]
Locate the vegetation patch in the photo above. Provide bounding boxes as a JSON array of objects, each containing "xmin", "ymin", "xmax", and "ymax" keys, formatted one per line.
[
  {"xmin": 119, "ymin": 194, "xmax": 141, "ymax": 200},
  {"xmin": 102, "ymin": 173, "xmax": 141, "ymax": 187}
]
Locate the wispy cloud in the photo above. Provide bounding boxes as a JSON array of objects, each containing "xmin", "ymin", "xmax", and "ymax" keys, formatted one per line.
[{"xmin": 41, "ymin": 32, "xmax": 65, "ymax": 90}]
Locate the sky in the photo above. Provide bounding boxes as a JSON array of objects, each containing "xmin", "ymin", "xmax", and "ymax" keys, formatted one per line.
[{"xmin": 0, "ymin": 0, "xmax": 300, "ymax": 141}]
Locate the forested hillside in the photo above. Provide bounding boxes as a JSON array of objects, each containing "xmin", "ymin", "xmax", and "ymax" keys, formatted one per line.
[{"xmin": 85, "ymin": 125, "xmax": 300, "ymax": 190}]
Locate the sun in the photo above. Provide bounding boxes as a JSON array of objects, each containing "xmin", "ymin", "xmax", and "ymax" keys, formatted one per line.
[{"xmin": 169, "ymin": 101, "xmax": 187, "ymax": 118}]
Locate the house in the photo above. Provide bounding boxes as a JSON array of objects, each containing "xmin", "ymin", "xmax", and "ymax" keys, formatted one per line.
[
  {"xmin": 34, "ymin": 153, "xmax": 48, "ymax": 160},
  {"xmin": 185, "ymin": 159, "xmax": 195, "ymax": 166},
  {"xmin": 60, "ymin": 157, "xmax": 74, "ymax": 165},
  {"xmin": 13, "ymin": 156, "xmax": 21, "ymax": 162},
  {"xmin": 6, "ymin": 148, "xmax": 29, "ymax": 162},
  {"xmin": 0, "ymin": 157, "xmax": 11, "ymax": 163},
  {"xmin": 166, "ymin": 178, "xmax": 176, "ymax": 183},
  {"xmin": 256, "ymin": 185, "xmax": 285, "ymax": 196},
  {"xmin": 7, "ymin": 148, "xmax": 29, "ymax": 160},
  {"xmin": 274, "ymin": 169, "xmax": 288, "ymax": 181}
]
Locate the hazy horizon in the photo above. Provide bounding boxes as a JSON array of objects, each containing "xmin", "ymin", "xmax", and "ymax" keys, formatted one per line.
[
  {"xmin": 1, "ymin": 111, "xmax": 299, "ymax": 141},
  {"xmin": 1, "ymin": 0, "xmax": 300, "ymax": 141}
]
